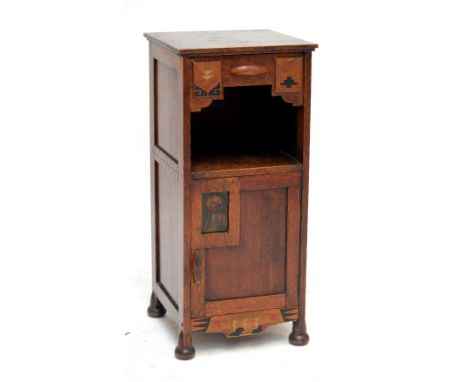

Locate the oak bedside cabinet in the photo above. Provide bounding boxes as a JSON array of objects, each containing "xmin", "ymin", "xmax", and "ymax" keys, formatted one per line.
[{"xmin": 144, "ymin": 30, "xmax": 318, "ymax": 360}]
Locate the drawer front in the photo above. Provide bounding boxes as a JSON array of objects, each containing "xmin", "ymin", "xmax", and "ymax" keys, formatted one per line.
[
  {"xmin": 222, "ymin": 54, "xmax": 275, "ymax": 87},
  {"xmin": 191, "ymin": 54, "xmax": 304, "ymax": 111}
]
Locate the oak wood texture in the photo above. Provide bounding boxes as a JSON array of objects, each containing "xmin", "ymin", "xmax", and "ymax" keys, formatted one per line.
[
  {"xmin": 295, "ymin": 50, "xmax": 312, "ymax": 342},
  {"xmin": 145, "ymin": 30, "xmax": 317, "ymax": 359},
  {"xmin": 205, "ymin": 294, "xmax": 286, "ymax": 317},
  {"xmin": 203, "ymin": 173, "xmax": 300, "ymax": 303},
  {"xmin": 191, "ymin": 151, "xmax": 302, "ymax": 179},
  {"xmin": 144, "ymin": 30, "xmax": 318, "ymax": 56},
  {"xmin": 205, "ymin": 183, "xmax": 288, "ymax": 297},
  {"xmin": 149, "ymin": 43, "xmax": 185, "ymax": 327}
]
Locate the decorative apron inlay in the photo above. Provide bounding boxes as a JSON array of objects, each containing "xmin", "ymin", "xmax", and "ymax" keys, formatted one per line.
[
  {"xmin": 191, "ymin": 307, "xmax": 299, "ymax": 337},
  {"xmin": 275, "ymin": 57, "xmax": 303, "ymax": 93},
  {"xmin": 193, "ymin": 61, "xmax": 222, "ymax": 98}
]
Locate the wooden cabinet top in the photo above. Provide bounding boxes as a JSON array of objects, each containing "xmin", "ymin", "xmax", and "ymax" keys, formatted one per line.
[{"xmin": 144, "ymin": 29, "xmax": 318, "ymax": 56}]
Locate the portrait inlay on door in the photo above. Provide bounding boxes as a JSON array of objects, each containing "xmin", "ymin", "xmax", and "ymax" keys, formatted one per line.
[{"xmin": 144, "ymin": 30, "xmax": 318, "ymax": 360}]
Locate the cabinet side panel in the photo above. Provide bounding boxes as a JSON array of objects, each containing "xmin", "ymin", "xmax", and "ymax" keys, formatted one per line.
[
  {"xmin": 157, "ymin": 62, "xmax": 183, "ymax": 161},
  {"xmin": 157, "ymin": 166, "xmax": 181, "ymax": 304},
  {"xmin": 154, "ymin": 55, "xmax": 184, "ymax": 308}
]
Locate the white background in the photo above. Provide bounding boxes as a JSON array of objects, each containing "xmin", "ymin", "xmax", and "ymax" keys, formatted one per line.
[{"xmin": 1, "ymin": 0, "xmax": 467, "ymax": 381}]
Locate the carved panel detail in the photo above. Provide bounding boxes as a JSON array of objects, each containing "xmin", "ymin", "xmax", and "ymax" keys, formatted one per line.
[
  {"xmin": 191, "ymin": 307, "xmax": 299, "ymax": 337},
  {"xmin": 275, "ymin": 57, "xmax": 303, "ymax": 93},
  {"xmin": 152, "ymin": 145, "xmax": 179, "ymax": 179}
]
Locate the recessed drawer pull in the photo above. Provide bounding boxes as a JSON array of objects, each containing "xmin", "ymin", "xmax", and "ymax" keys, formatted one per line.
[{"xmin": 230, "ymin": 65, "xmax": 267, "ymax": 76}]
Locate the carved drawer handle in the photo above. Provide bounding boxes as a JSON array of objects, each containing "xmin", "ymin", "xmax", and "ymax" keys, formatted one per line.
[
  {"xmin": 192, "ymin": 249, "xmax": 202, "ymax": 285},
  {"xmin": 230, "ymin": 65, "xmax": 267, "ymax": 76}
]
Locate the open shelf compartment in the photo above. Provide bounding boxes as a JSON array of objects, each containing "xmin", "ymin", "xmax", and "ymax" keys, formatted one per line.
[{"xmin": 191, "ymin": 86, "xmax": 303, "ymax": 179}]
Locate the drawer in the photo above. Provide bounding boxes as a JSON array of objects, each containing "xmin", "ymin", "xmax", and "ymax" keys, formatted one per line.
[
  {"xmin": 222, "ymin": 54, "xmax": 275, "ymax": 87},
  {"xmin": 191, "ymin": 54, "xmax": 304, "ymax": 111}
]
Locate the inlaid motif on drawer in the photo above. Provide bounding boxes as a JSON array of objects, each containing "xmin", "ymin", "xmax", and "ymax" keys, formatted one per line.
[
  {"xmin": 193, "ymin": 61, "xmax": 222, "ymax": 98},
  {"xmin": 275, "ymin": 57, "xmax": 303, "ymax": 93}
]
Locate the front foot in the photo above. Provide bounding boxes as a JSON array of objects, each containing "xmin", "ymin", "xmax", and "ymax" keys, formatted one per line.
[
  {"xmin": 175, "ymin": 331, "xmax": 195, "ymax": 360},
  {"xmin": 289, "ymin": 320, "xmax": 309, "ymax": 346},
  {"xmin": 289, "ymin": 331, "xmax": 310, "ymax": 346},
  {"xmin": 147, "ymin": 292, "xmax": 166, "ymax": 318}
]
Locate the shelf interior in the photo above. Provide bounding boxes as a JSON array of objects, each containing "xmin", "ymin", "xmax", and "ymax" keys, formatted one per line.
[
  {"xmin": 192, "ymin": 150, "xmax": 301, "ymax": 179},
  {"xmin": 191, "ymin": 85, "xmax": 301, "ymax": 178}
]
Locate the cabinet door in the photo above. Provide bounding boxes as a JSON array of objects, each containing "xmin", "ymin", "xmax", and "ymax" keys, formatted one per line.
[{"xmin": 191, "ymin": 172, "xmax": 301, "ymax": 322}]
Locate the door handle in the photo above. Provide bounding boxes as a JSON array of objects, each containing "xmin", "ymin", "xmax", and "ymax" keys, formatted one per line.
[{"xmin": 192, "ymin": 249, "xmax": 202, "ymax": 285}]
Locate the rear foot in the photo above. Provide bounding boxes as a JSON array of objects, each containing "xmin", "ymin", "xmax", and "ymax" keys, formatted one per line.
[{"xmin": 147, "ymin": 292, "xmax": 166, "ymax": 318}]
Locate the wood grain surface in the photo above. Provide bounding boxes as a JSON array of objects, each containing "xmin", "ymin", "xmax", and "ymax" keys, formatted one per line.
[{"xmin": 144, "ymin": 30, "xmax": 318, "ymax": 56}]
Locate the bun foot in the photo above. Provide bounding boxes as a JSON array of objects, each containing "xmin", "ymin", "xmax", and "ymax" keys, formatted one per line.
[
  {"xmin": 289, "ymin": 331, "xmax": 309, "ymax": 346},
  {"xmin": 289, "ymin": 320, "xmax": 309, "ymax": 346},
  {"xmin": 175, "ymin": 331, "xmax": 195, "ymax": 360},
  {"xmin": 147, "ymin": 292, "xmax": 166, "ymax": 318},
  {"xmin": 175, "ymin": 345, "xmax": 195, "ymax": 360}
]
